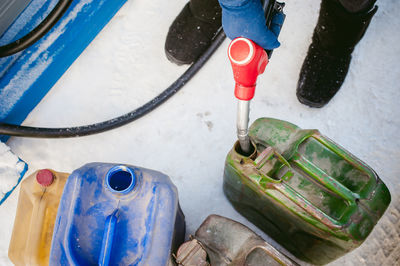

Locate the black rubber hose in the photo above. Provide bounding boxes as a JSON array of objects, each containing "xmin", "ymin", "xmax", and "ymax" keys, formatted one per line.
[
  {"xmin": 0, "ymin": 0, "xmax": 73, "ymax": 58},
  {"xmin": 0, "ymin": 30, "xmax": 226, "ymax": 138}
]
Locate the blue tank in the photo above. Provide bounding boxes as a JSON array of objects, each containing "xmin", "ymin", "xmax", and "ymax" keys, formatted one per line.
[
  {"xmin": 0, "ymin": 0, "xmax": 127, "ymax": 142},
  {"xmin": 50, "ymin": 163, "xmax": 185, "ymax": 265}
]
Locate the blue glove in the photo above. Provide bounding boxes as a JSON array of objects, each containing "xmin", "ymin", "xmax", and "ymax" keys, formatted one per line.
[{"xmin": 218, "ymin": 0, "xmax": 284, "ymax": 50}]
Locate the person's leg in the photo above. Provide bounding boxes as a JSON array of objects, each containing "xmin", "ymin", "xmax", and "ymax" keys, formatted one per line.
[
  {"xmin": 296, "ymin": 0, "xmax": 377, "ymax": 108},
  {"xmin": 165, "ymin": 0, "xmax": 221, "ymax": 65}
]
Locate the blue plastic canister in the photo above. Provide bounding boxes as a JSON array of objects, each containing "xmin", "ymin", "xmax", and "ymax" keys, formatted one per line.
[{"xmin": 49, "ymin": 163, "xmax": 185, "ymax": 265}]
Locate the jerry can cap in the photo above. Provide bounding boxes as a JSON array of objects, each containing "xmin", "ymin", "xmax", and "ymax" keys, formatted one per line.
[{"xmin": 36, "ymin": 169, "xmax": 55, "ymax": 187}]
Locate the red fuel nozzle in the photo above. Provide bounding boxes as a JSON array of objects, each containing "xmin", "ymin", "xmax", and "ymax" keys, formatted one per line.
[{"xmin": 228, "ymin": 37, "xmax": 269, "ymax": 101}]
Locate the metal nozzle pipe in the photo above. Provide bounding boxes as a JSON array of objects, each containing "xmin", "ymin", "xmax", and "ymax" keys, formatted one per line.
[{"xmin": 237, "ymin": 100, "xmax": 251, "ymax": 154}]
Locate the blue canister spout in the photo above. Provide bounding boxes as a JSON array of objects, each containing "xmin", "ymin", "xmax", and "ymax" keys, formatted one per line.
[{"xmin": 105, "ymin": 165, "xmax": 136, "ymax": 194}]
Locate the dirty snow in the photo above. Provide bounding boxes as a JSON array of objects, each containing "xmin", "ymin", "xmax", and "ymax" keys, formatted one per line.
[{"xmin": 1, "ymin": 0, "xmax": 399, "ymax": 265}]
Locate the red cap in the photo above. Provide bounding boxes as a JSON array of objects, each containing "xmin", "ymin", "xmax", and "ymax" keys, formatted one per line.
[
  {"xmin": 228, "ymin": 37, "xmax": 268, "ymax": 101},
  {"xmin": 36, "ymin": 169, "xmax": 55, "ymax": 187}
]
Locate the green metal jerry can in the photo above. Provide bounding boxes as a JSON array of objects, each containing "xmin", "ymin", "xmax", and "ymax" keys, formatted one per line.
[{"xmin": 223, "ymin": 118, "xmax": 391, "ymax": 265}]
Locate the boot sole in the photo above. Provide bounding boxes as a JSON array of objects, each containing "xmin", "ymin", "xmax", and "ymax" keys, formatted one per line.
[
  {"xmin": 165, "ymin": 46, "xmax": 194, "ymax": 66},
  {"xmin": 296, "ymin": 92, "xmax": 326, "ymax": 108}
]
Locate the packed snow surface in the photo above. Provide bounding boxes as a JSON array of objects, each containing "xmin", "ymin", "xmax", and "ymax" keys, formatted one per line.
[{"xmin": 1, "ymin": 0, "xmax": 399, "ymax": 265}]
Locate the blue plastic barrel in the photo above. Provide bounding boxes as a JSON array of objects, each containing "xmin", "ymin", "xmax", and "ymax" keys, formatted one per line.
[{"xmin": 49, "ymin": 163, "xmax": 185, "ymax": 265}]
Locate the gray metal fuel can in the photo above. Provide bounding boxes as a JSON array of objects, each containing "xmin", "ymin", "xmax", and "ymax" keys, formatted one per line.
[{"xmin": 175, "ymin": 215, "xmax": 297, "ymax": 266}]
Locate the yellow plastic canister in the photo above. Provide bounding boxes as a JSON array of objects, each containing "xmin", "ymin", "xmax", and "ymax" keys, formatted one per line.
[{"xmin": 8, "ymin": 169, "xmax": 69, "ymax": 266}]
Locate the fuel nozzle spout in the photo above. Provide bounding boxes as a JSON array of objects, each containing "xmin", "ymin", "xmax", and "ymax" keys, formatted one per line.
[
  {"xmin": 236, "ymin": 99, "xmax": 251, "ymax": 154},
  {"xmin": 228, "ymin": 37, "xmax": 268, "ymax": 155}
]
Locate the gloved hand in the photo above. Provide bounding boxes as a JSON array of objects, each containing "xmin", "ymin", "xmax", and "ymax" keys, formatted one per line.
[{"xmin": 218, "ymin": 0, "xmax": 284, "ymax": 50}]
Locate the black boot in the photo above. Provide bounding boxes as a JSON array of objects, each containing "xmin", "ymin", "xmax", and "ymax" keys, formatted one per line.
[
  {"xmin": 296, "ymin": 0, "xmax": 377, "ymax": 108},
  {"xmin": 165, "ymin": 0, "xmax": 222, "ymax": 65}
]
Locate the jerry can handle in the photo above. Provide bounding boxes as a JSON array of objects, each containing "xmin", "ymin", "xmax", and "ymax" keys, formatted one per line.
[
  {"xmin": 25, "ymin": 194, "xmax": 46, "ymax": 258},
  {"xmin": 313, "ymin": 134, "xmax": 376, "ymax": 179},
  {"xmin": 289, "ymin": 131, "xmax": 368, "ymax": 202},
  {"xmin": 99, "ymin": 209, "xmax": 119, "ymax": 266},
  {"xmin": 276, "ymin": 183, "xmax": 343, "ymax": 229},
  {"xmin": 254, "ymin": 146, "xmax": 291, "ymax": 170},
  {"xmin": 247, "ymin": 244, "xmax": 299, "ymax": 266},
  {"xmin": 290, "ymin": 132, "xmax": 375, "ymax": 204},
  {"xmin": 254, "ymin": 146, "xmax": 343, "ymax": 229}
]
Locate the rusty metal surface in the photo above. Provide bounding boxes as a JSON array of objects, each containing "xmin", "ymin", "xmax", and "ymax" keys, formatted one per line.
[{"xmin": 176, "ymin": 214, "xmax": 297, "ymax": 266}]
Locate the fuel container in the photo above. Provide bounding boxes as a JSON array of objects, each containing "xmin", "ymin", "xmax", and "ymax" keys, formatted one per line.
[
  {"xmin": 223, "ymin": 118, "xmax": 391, "ymax": 265},
  {"xmin": 8, "ymin": 169, "xmax": 69, "ymax": 266},
  {"xmin": 49, "ymin": 163, "xmax": 185, "ymax": 266},
  {"xmin": 176, "ymin": 214, "xmax": 297, "ymax": 266}
]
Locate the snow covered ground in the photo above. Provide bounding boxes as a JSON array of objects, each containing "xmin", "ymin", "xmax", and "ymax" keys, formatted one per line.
[{"xmin": 1, "ymin": 0, "xmax": 399, "ymax": 265}]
